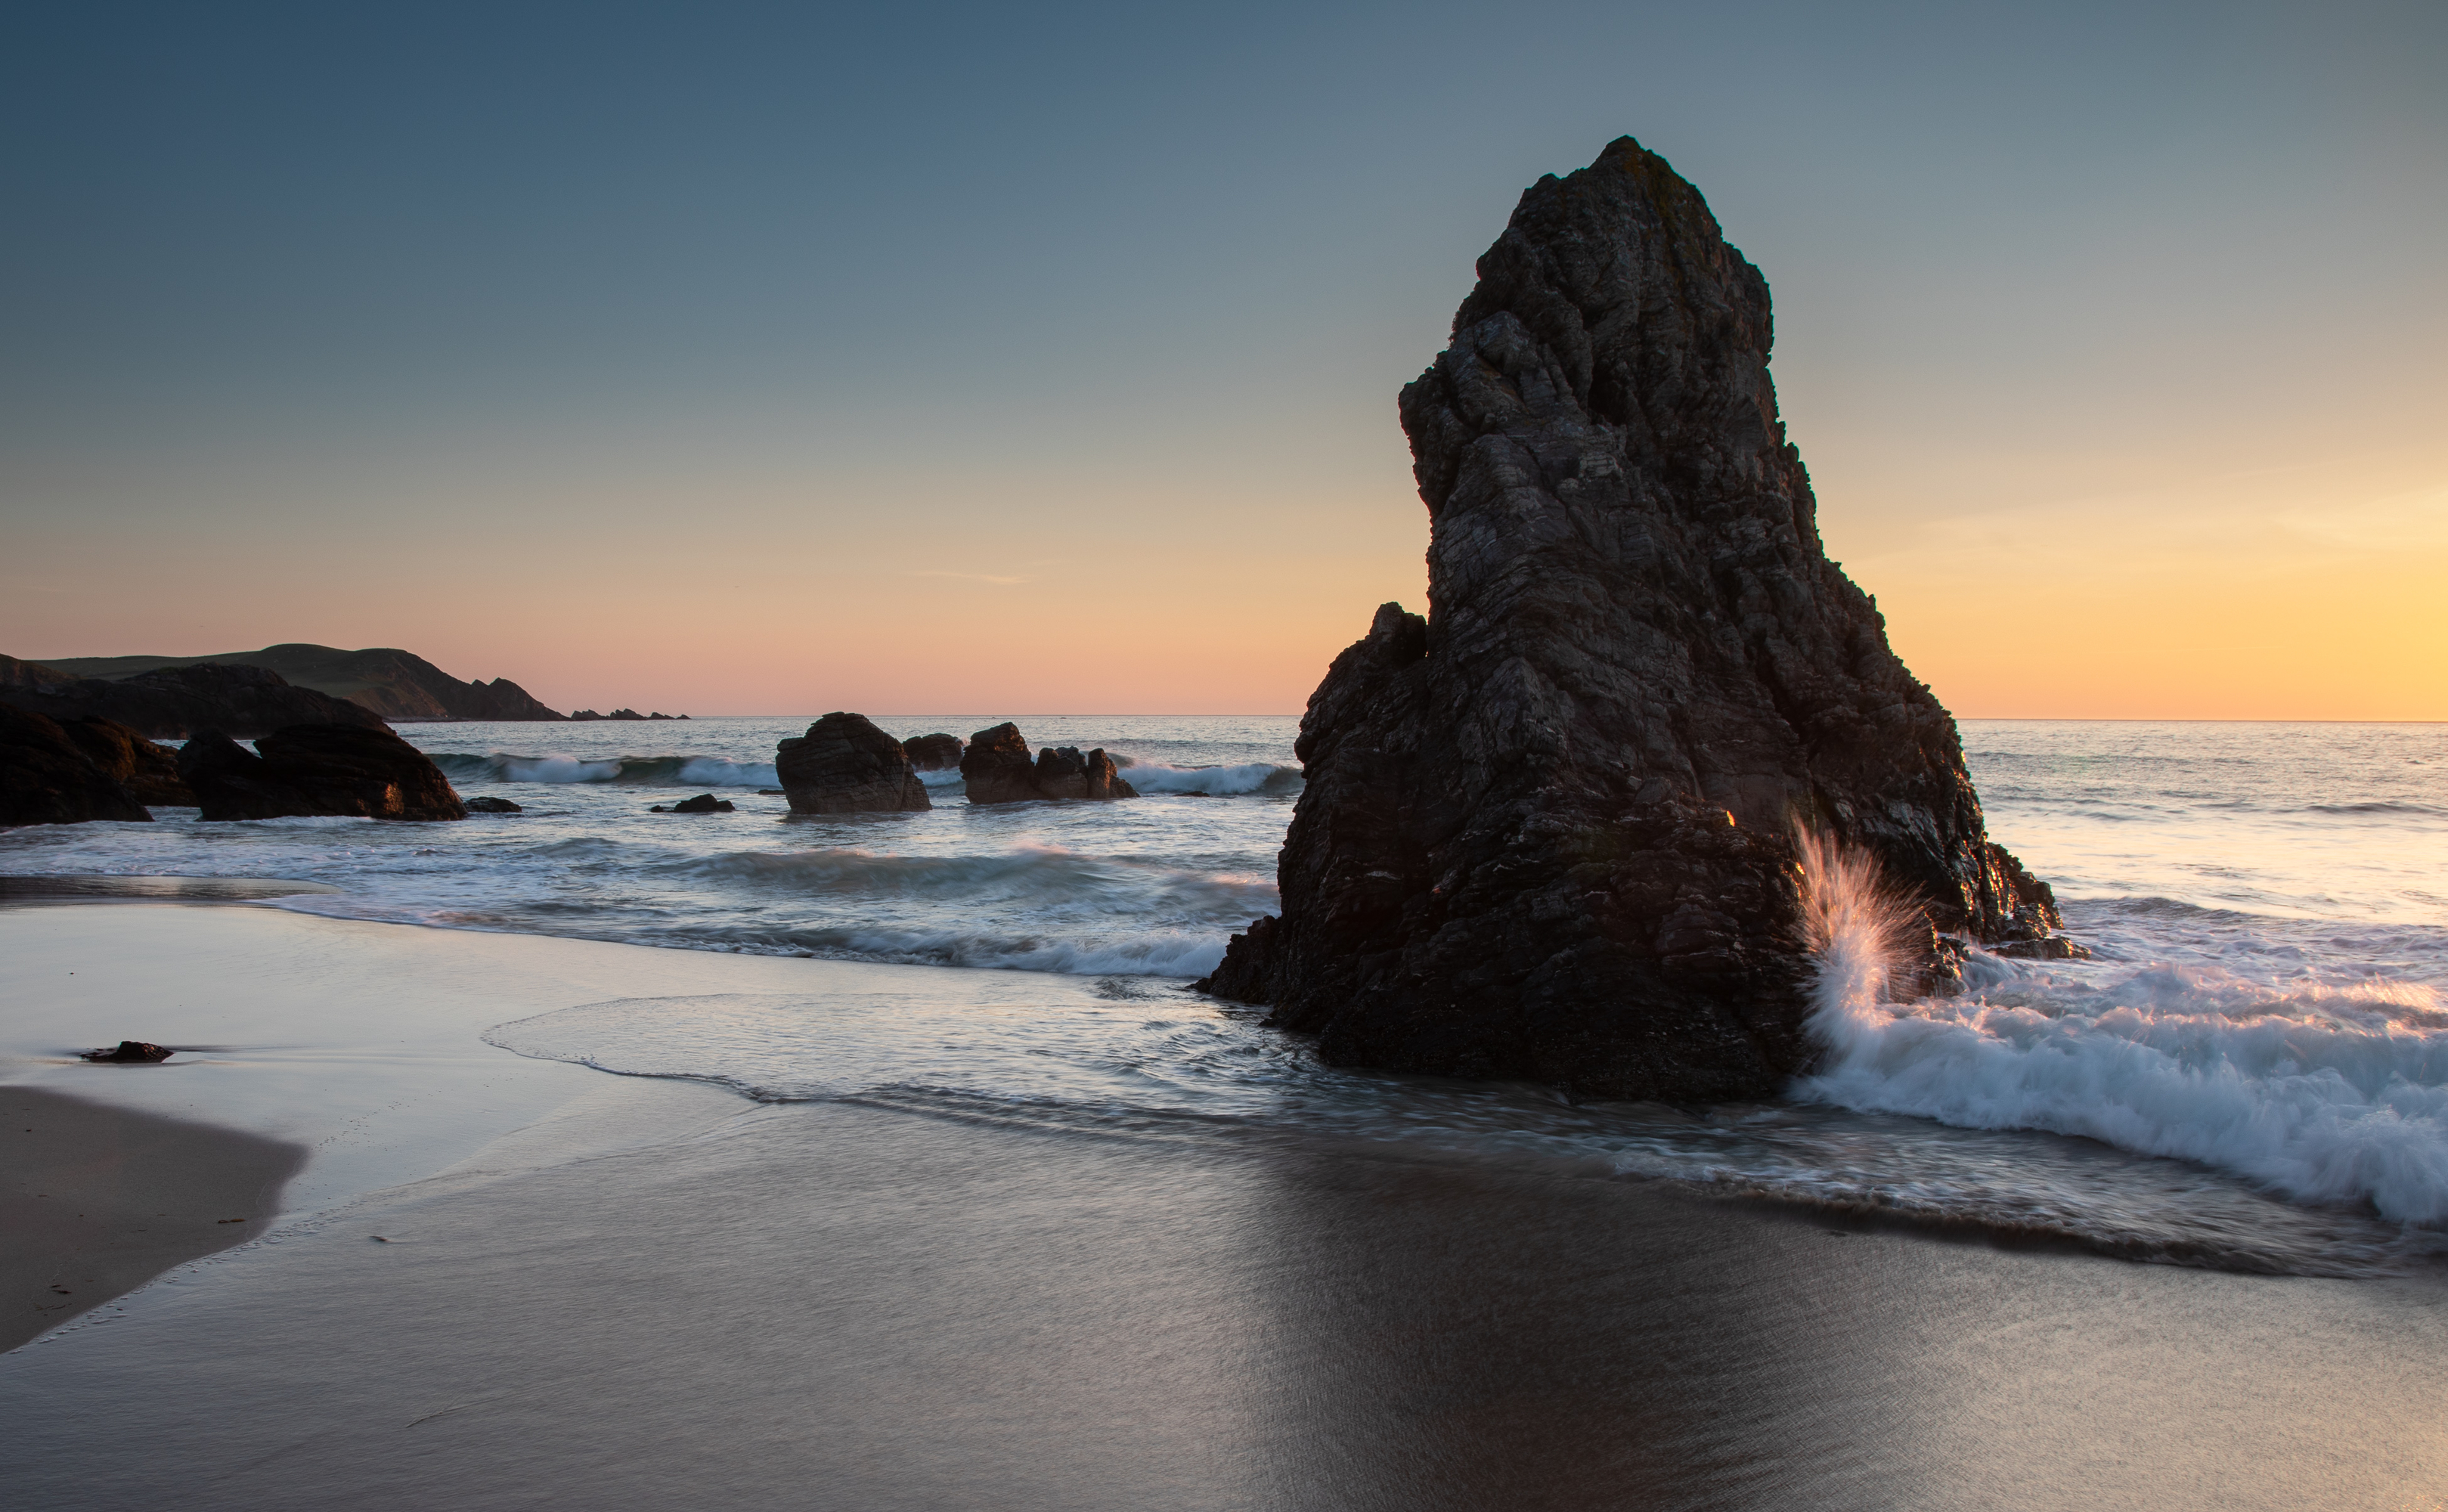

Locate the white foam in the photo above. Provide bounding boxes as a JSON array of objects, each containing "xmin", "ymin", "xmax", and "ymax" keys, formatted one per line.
[
  {"xmin": 1115, "ymin": 761, "xmax": 1297, "ymax": 796},
  {"xmin": 1793, "ymin": 831, "xmax": 2448, "ymax": 1225}
]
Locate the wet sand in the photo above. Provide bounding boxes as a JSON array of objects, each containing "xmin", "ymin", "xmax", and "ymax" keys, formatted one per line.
[
  {"xmin": 0, "ymin": 1086, "xmax": 304, "ymax": 1352},
  {"xmin": 3, "ymin": 903, "xmax": 2444, "ymax": 1508}
]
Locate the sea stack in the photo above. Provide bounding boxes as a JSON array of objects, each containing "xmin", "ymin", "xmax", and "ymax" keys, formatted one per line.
[
  {"xmin": 1199, "ymin": 138, "xmax": 2062, "ymax": 1101},
  {"xmin": 776, "ymin": 713, "xmax": 931, "ymax": 813}
]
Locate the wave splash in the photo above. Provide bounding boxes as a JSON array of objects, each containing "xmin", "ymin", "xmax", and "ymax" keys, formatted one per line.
[{"xmin": 1791, "ymin": 830, "xmax": 2448, "ymax": 1226}]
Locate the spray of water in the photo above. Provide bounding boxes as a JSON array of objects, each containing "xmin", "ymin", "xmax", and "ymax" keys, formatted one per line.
[
  {"xmin": 1791, "ymin": 825, "xmax": 1917, "ymax": 1032},
  {"xmin": 1788, "ymin": 826, "xmax": 2448, "ymax": 1225}
]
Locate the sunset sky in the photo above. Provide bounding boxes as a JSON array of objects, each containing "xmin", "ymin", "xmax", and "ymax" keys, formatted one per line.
[{"xmin": 4, "ymin": 2, "xmax": 2441, "ymax": 719}]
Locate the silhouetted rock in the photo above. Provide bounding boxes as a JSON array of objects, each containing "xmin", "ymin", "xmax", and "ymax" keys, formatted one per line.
[
  {"xmin": 0, "ymin": 654, "xmax": 76, "ymax": 689},
  {"xmin": 28, "ymin": 644, "xmax": 569, "ymax": 721},
  {"xmin": 902, "ymin": 733, "xmax": 965, "ymax": 772},
  {"xmin": 958, "ymin": 723, "xmax": 1041, "ymax": 804},
  {"xmin": 568, "ymin": 708, "xmax": 680, "ymax": 722},
  {"xmin": 0, "ymin": 662, "xmax": 388, "ymax": 740},
  {"xmin": 776, "ymin": 714, "xmax": 931, "ymax": 814},
  {"xmin": 959, "ymin": 724, "xmax": 1139, "ymax": 804},
  {"xmin": 1199, "ymin": 138, "xmax": 2063, "ymax": 1101},
  {"xmin": 652, "ymin": 793, "xmax": 734, "ymax": 813},
  {"xmin": 56, "ymin": 717, "xmax": 192, "ymax": 804},
  {"xmin": 177, "ymin": 724, "xmax": 466, "ymax": 821},
  {"xmin": 464, "ymin": 795, "xmax": 523, "ymax": 813},
  {"xmin": 80, "ymin": 1041, "xmax": 173, "ymax": 1063},
  {"xmin": 0, "ymin": 705, "xmax": 153, "ymax": 826}
]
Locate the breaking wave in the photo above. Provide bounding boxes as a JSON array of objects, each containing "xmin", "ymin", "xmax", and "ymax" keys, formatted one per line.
[
  {"xmin": 432, "ymin": 751, "xmax": 779, "ymax": 787},
  {"xmin": 1791, "ymin": 831, "xmax": 2448, "ymax": 1227},
  {"xmin": 1114, "ymin": 761, "xmax": 1300, "ymax": 796}
]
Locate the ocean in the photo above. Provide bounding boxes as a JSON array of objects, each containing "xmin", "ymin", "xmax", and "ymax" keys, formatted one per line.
[{"xmin": 6, "ymin": 716, "xmax": 2443, "ymax": 1276}]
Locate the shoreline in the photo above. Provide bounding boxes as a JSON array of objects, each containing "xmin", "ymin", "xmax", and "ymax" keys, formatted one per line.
[
  {"xmin": 2, "ymin": 900, "xmax": 2444, "ymax": 1506},
  {"xmin": 0, "ymin": 1085, "xmax": 305, "ymax": 1352}
]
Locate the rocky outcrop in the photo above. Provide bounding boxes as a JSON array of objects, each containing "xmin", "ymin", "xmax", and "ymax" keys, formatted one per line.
[
  {"xmin": 0, "ymin": 706, "xmax": 153, "ymax": 825},
  {"xmin": 177, "ymin": 724, "xmax": 466, "ymax": 821},
  {"xmin": 956, "ymin": 723, "xmax": 1138, "ymax": 804},
  {"xmin": 30, "ymin": 644, "xmax": 569, "ymax": 721},
  {"xmin": 58, "ymin": 717, "xmax": 193, "ymax": 804},
  {"xmin": 464, "ymin": 795, "xmax": 523, "ymax": 813},
  {"xmin": 903, "ymin": 733, "xmax": 965, "ymax": 772},
  {"xmin": 1198, "ymin": 138, "xmax": 2062, "ymax": 1101},
  {"xmin": 776, "ymin": 714, "xmax": 931, "ymax": 813},
  {"xmin": 0, "ymin": 662, "xmax": 388, "ymax": 739},
  {"xmin": 0, "ymin": 655, "xmax": 76, "ymax": 689},
  {"xmin": 652, "ymin": 793, "xmax": 735, "ymax": 813},
  {"xmin": 81, "ymin": 1041, "xmax": 174, "ymax": 1063},
  {"xmin": 569, "ymin": 708, "xmax": 684, "ymax": 721}
]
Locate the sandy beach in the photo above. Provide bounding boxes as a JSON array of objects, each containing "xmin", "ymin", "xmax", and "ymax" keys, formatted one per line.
[{"xmin": 0, "ymin": 898, "xmax": 2440, "ymax": 1509}]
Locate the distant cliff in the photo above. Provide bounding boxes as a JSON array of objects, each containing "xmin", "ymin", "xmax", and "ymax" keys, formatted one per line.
[
  {"xmin": 29, "ymin": 644, "xmax": 565, "ymax": 721},
  {"xmin": 1199, "ymin": 138, "xmax": 2061, "ymax": 1101},
  {"xmin": 0, "ymin": 662, "xmax": 389, "ymax": 739}
]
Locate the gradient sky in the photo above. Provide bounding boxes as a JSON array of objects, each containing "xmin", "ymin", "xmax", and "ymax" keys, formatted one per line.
[{"xmin": 4, "ymin": 2, "xmax": 2441, "ymax": 717}]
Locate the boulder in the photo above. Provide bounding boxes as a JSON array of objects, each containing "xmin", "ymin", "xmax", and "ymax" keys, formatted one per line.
[
  {"xmin": 0, "ymin": 662, "xmax": 387, "ymax": 739},
  {"xmin": 652, "ymin": 793, "xmax": 735, "ymax": 813},
  {"xmin": 902, "ymin": 733, "xmax": 965, "ymax": 772},
  {"xmin": 776, "ymin": 713, "xmax": 932, "ymax": 814},
  {"xmin": 0, "ymin": 705, "xmax": 153, "ymax": 825},
  {"xmin": 1198, "ymin": 138, "xmax": 2064, "ymax": 1101},
  {"xmin": 959, "ymin": 725, "xmax": 1139, "ymax": 804},
  {"xmin": 178, "ymin": 724, "xmax": 467, "ymax": 821},
  {"xmin": 958, "ymin": 723, "xmax": 1041, "ymax": 804},
  {"xmin": 58, "ymin": 717, "xmax": 193, "ymax": 804},
  {"xmin": 464, "ymin": 795, "xmax": 523, "ymax": 813}
]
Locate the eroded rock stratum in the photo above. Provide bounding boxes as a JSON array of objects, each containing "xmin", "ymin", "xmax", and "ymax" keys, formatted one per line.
[{"xmin": 1201, "ymin": 138, "xmax": 2059, "ymax": 1099}]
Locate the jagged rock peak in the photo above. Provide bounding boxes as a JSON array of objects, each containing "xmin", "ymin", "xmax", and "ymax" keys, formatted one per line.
[{"xmin": 1198, "ymin": 138, "xmax": 2061, "ymax": 1101}]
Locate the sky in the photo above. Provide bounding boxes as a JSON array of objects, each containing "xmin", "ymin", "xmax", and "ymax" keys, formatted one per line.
[{"xmin": 2, "ymin": 1, "xmax": 2442, "ymax": 718}]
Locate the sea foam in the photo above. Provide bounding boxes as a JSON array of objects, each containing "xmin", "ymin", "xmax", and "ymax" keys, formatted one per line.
[{"xmin": 1793, "ymin": 830, "xmax": 2448, "ymax": 1225}]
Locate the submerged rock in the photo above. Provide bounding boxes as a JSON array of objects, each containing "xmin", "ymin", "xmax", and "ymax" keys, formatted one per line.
[
  {"xmin": 80, "ymin": 1040, "xmax": 173, "ymax": 1064},
  {"xmin": 653, "ymin": 793, "xmax": 735, "ymax": 813},
  {"xmin": 902, "ymin": 733, "xmax": 965, "ymax": 772},
  {"xmin": 776, "ymin": 714, "xmax": 931, "ymax": 813},
  {"xmin": 1199, "ymin": 138, "xmax": 2063, "ymax": 1101},
  {"xmin": 960, "ymin": 725, "xmax": 1139, "ymax": 804},
  {"xmin": 464, "ymin": 795, "xmax": 523, "ymax": 813},
  {"xmin": 178, "ymin": 724, "xmax": 467, "ymax": 821},
  {"xmin": 0, "ymin": 705, "xmax": 153, "ymax": 825}
]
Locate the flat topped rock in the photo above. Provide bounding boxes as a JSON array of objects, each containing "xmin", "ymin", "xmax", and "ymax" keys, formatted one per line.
[
  {"xmin": 776, "ymin": 714, "xmax": 930, "ymax": 814},
  {"xmin": 1200, "ymin": 138, "xmax": 2060, "ymax": 1101}
]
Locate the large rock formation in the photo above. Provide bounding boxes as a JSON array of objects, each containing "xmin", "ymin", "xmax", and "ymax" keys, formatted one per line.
[
  {"xmin": 1199, "ymin": 138, "xmax": 2061, "ymax": 1101},
  {"xmin": 177, "ymin": 724, "xmax": 467, "ymax": 821},
  {"xmin": 958, "ymin": 723, "xmax": 1137, "ymax": 804},
  {"xmin": 0, "ymin": 662, "xmax": 388, "ymax": 739},
  {"xmin": 0, "ymin": 706, "xmax": 153, "ymax": 825},
  {"xmin": 57, "ymin": 717, "xmax": 192, "ymax": 804},
  {"xmin": 776, "ymin": 713, "xmax": 931, "ymax": 813},
  {"xmin": 29, "ymin": 644, "xmax": 567, "ymax": 721}
]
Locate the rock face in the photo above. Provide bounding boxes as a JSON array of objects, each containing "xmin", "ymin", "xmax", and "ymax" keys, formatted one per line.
[
  {"xmin": 958, "ymin": 723, "xmax": 1138, "ymax": 804},
  {"xmin": 776, "ymin": 714, "xmax": 931, "ymax": 813},
  {"xmin": 0, "ymin": 706, "xmax": 153, "ymax": 825},
  {"xmin": 0, "ymin": 662, "xmax": 389, "ymax": 739},
  {"xmin": 1198, "ymin": 138, "xmax": 2061, "ymax": 1101},
  {"xmin": 57, "ymin": 717, "xmax": 193, "ymax": 804},
  {"xmin": 903, "ymin": 733, "xmax": 965, "ymax": 772},
  {"xmin": 177, "ymin": 724, "xmax": 467, "ymax": 821}
]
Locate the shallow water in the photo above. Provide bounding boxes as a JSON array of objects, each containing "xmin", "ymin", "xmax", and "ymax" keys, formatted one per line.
[{"xmin": 5, "ymin": 716, "xmax": 2445, "ymax": 1273}]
